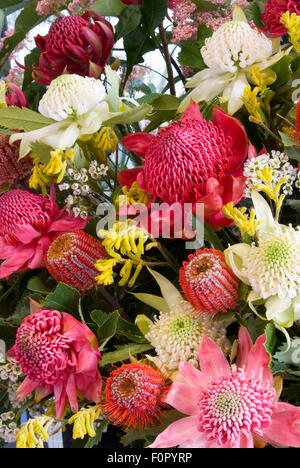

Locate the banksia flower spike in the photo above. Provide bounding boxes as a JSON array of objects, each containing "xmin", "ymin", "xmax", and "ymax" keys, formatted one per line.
[
  {"xmin": 102, "ymin": 362, "xmax": 170, "ymax": 430},
  {"xmin": 179, "ymin": 249, "xmax": 239, "ymax": 315},
  {"xmin": 45, "ymin": 231, "xmax": 107, "ymax": 291},
  {"xmin": 0, "ymin": 134, "xmax": 32, "ymax": 188}
]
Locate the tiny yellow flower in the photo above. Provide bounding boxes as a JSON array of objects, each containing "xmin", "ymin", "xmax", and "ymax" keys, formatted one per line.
[
  {"xmin": 281, "ymin": 11, "xmax": 300, "ymax": 53},
  {"xmin": 92, "ymin": 127, "xmax": 118, "ymax": 153},
  {"xmin": 222, "ymin": 202, "xmax": 261, "ymax": 238},
  {"xmin": 241, "ymin": 85, "xmax": 262, "ymax": 124},
  {"xmin": 68, "ymin": 405, "xmax": 102, "ymax": 440},
  {"xmin": 16, "ymin": 416, "xmax": 55, "ymax": 449},
  {"xmin": 118, "ymin": 182, "xmax": 150, "ymax": 207}
]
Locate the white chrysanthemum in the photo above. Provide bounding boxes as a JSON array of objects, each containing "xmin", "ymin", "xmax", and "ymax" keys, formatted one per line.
[
  {"xmin": 243, "ymin": 151, "xmax": 297, "ymax": 198},
  {"xmin": 201, "ymin": 21, "xmax": 273, "ymax": 74},
  {"xmin": 244, "ymin": 227, "xmax": 300, "ymax": 300},
  {"xmin": 39, "ymin": 74, "xmax": 107, "ymax": 121},
  {"xmin": 146, "ymin": 300, "xmax": 230, "ymax": 370}
]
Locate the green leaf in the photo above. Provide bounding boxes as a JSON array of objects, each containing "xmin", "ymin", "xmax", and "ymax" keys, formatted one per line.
[
  {"xmin": 114, "ymin": 5, "xmax": 142, "ymax": 42},
  {"xmin": 44, "ymin": 283, "xmax": 82, "ymax": 316},
  {"xmin": 92, "ymin": 309, "xmax": 120, "ymax": 348},
  {"xmin": 130, "ymin": 292, "xmax": 169, "ymax": 313},
  {"xmin": 84, "ymin": 419, "xmax": 109, "ymax": 449},
  {"xmin": 141, "ymin": 0, "xmax": 168, "ymax": 33},
  {"xmin": 264, "ymin": 322, "xmax": 276, "ymax": 357},
  {"xmin": 271, "ymin": 56, "xmax": 292, "ymax": 90},
  {"xmin": 193, "ymin": 0, "xmax": 221, "ymax": 12},
  {"xmin": 0, "ymin": 10, "xmax": 4, "ymax": 35},
  {"xmin": 22, "ymin": 47, "xmax": 41, "ymax": 92},
  {"xmin": 274, "ymin": 338, "xmax": 300, "ymax": 366},
  {"xmin": 135, "ymin": 314, "xmax": 153, "ymax": 336},
  {"xmin": 178, "ymin": 24, "xmax": 212, "ymax": 69},
  {"xmin": 144, "ymin": 94, "xmax": 181, "ymax": 132},
  {"xmin": 117, "ymin": 316, "xmax": 147, "ymax": 343},
  {"xmin": 29, "ymin": 141, "xmax": 53, "ymax": 164},
  {"xmin": 92, "ymin": 0, "xmax": 126, "ymax": 17},
  {"xmin": 246, "ymin": 0, "xmax": 265, "ymax": 28},
  {"xmin": 123, "ymin": 25, "xmax": 156, "ymax": 80},
  {"xmin": 103, "ymin": 103, "xmax": 152, "ymax": 126},
  {"xmin": 285, "ymin": 147, "xmax": 300, "ymax": 161},
  {"xmin": 0, "ymin": 0, "xmax": 26, "ymax": 7},
  {"xmin": 100, "ymin": 343, "xmax": 153, "ymax": 366},
  {"xmin": 27, "ymin": 277, "xmax": 52, "ymax": 295},
  {"xmin": 0, "ymin": 107, "xmax": 55, "ymax": 132}
]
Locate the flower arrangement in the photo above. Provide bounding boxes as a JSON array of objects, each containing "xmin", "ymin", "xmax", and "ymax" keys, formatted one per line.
[{"xmin": 0, "ymin": 0, "xmax": 299, "ymax": 451}]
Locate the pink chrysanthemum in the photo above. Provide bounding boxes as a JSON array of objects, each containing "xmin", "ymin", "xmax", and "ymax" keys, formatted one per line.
[
  {"xmin": 179, "ymin": 249, "xmax": 239, "ymax": 315},
  {"xmin": 0, "ymin": 135, "xmax": 32, "ymax": 188},
  {"xmin": 120, "ymin": 101, "xmax": 248, "ymax": 228},
  {"xmin": 0, "ymin": 186, "xmax": 87, "ymax": 278},
  {"xmin": 45, "ymin": 231, "xmax": 107, "ymax": 291},
  {"xmin": 7, "ymin": 303, "xmax": 102, "ymax": 417},
  {"xmin": 150, "ymin": 328, "xmax": 300, "ymax": 448},
  {"xmin": 102, "ymin": 362, "xmax": 170, "ymax": 430}
]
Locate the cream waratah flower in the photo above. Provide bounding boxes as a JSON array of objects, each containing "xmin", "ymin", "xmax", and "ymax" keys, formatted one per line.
[
  {"xmin": 146, "ymin": 300, "xmax": 230, "ymax": 371},
  {"xmin": 135, "ymin": 269, "xmax": 230, "ymax": 371},
  {"xmin": 225, "ymin": 191, "xmax": 300, "ymax": 328},
  {"xmin": 38, "ymin": 74, "xmax": 107, "ymax": 121},
  {"xmin": 178, "ymin": 6, "xmax": 289, "ymax": 115},
  {"xmin": 10, "ymin": 74, "xmax": 110, "ymax": 158}
]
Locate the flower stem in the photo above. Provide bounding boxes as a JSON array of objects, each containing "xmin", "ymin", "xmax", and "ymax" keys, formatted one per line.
[{"xmin": 158, "ymin": 23, "xmax": 176, "ymax": 96}]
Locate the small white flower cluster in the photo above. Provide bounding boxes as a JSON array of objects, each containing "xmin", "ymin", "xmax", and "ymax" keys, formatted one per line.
[
  {"xmin": 0, "ymin": 412, "xmax": 19, "ymax": 444},
  {"xmin": 243, "ymin": 151, "xmax": 298, "ymax": 198},
  {"xmin": 59, "ymin": 163, "xmax": 108, "ymax": 220}
]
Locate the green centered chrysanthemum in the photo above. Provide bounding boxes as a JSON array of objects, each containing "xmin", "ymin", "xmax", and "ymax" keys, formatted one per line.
[
  {"xmin": 244, "ymin": 227, "xmax": 300, "ymax": 299},
  {"xmin": 146, "ymin": 300, "xmax": 230, "ymax": 370}
]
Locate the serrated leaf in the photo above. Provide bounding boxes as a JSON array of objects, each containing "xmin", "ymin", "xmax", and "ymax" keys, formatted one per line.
[
  {"xmin": 0, "ymin": 107, "xmax": 55, "ymax": 132},
  {"xmin": 100, "ymin": 343, "xmax": 153, "ymax": 366},
  {"xmin": 44, "ymin": 283, "xmax": 82, "ymax": 317},
  {"xmin": 27, "ymin": 277, "xmax": 52, "ymax": 295},
  {"xmin": 264, "ymin": 322, "xmax": 276, "ymax": 357},
  {"xmin": 29, "ymin": 141, "xmax": 52, "ymax": 164},
  {"xmin": 274, "ymin": 338, "xmax": 300, "ymax": 366},
  {"xmin": 246, "ymin": 0, "xmax": 265, "ymax": 28},
  {"xmin": 84, "ymin": 419, "xmax": 109, "ymax": 449}
]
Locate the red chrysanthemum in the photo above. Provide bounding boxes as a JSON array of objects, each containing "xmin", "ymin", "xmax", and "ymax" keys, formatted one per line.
[
  {"xmin": 179, "ymin": 249, "xmax": 239, "ymax": 315},
  {"xmin": 0, "ymin": 134, "xmax": 32, "ymax": 188},
  {"xmin": 32, "ymin": 10, "xmax": 114, "ymax": 85},
  {"xmin": 120, "ymin": 101, "xmax": 248, "ymax": 228},
  {"xmin": 261, "ymin": 0, "xmax": 300, "ymax": 37},
  {"xmin": 45, "ymin": 231, "xmax": 107, "ymax": 291},
  {"xmin": 102, "ymin": 362, "xmax": 170, "ymax": 430},
  {"xmin": 0, "ymin": 187, "xmax": 87, "ymax": 278},
  {"xmin": 7, "ymin": 304, "xmax": 102, "ymax": 418}
]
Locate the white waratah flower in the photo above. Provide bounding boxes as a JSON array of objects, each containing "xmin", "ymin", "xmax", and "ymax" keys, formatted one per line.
[
  {"xmin": 39, "ymin": 75, "xmax": 107, "ymax": 121},
  {"xmin": 178, "ymin": 5, "xmax": 290, "ymax": 115},
  {"xmin": 146, "ymin": 300, "xmax": 230, "ymax": 370},
  {"xmin": 225, "ymin": 191, "xmax": 300, "ymax": 328},
  {"xmin": 201, "ymin": 22, "xmax": 272, "ymax": 73},
  {"xmin": 243, "ymin": 151, "xmax": 297, "ymax": 198},
  {"xmin": 244, "ymin": 227, "xmax": 300, "ymax": 300}
]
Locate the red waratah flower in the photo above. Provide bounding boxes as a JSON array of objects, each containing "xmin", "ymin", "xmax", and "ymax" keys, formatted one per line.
[
  {"xmin": 261, "ymin": 0, "xmax": 300, "ymax": 37},
  {"xmin": 0, "ymin": 186, "xmax": 87, "ymax": 279},
  {"xmin": 102, "ymin": 362, "xmax": 170, "ymax": 430},
  {"xmin": 45, "ymin": 231, "xmax": 107, "ymax": 291},
  {"xmin": 120, "ymin": 101, "xmax": 248, "ymax": 228},
  {"xmin": 4, "ymin": 82, "xmax": 28, "ymax": 108},
  {"xmin": 150, "ymin": 328, "xmax": 300, "ymax": 448},
  {"xmin": 0, "ymin": 134, "xmax": 32, "ymax": 188},
  {"xmin": 7, "ymin": 302, "xmax": 102, "ymax": 418},
  {"xmin": 32, "ymin": 10, "xmax": 114, "ymax": 85},
  {"xmin": 179, "ymin": 249, "xmax": 239, "ymax": 315}
]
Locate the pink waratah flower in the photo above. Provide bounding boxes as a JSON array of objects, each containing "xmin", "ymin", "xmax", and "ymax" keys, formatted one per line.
[
  {"xmin": 32, "ymin": 10, "xmax": 114, "ymax": 85},
  {"xmin": 4, "ymin": 82, "xmax": 28, "ymax": 108},
  {"xmin": 120, "ymin": 101, "xmax": 248, "ymax": 228},
  {"xmin": 261, "ymin": 0, "xmax": 300, "ymax": 37},
  {"xmin": 7, "ymin": 301, "xmax": 102, "ymax": 418},
  {"xmin": 150, "ymin": 328, "xmax": 300, "ymax": 448},
  {"xmin": 0, "ymin": 186, "xmax": 87, "ymax": 279}
]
